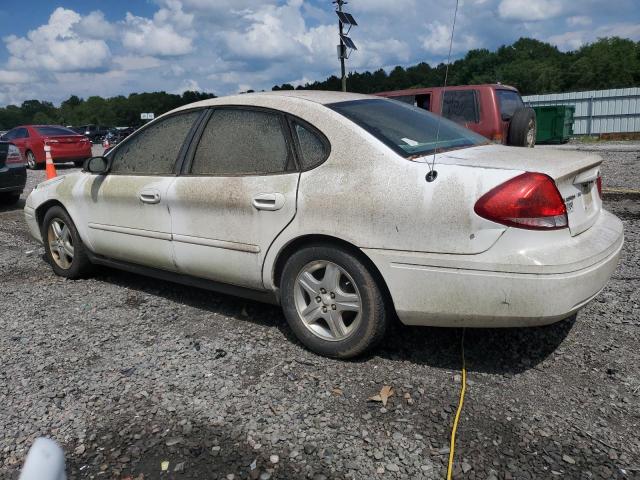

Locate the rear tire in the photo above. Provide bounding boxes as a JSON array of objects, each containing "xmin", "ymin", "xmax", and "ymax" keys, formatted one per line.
[
  {"xmin": 281, "ymin": 245, "xmax": 389, "ymax": 359},
  {"xmin": 42, "ymin": 206, "xmax": 92, "ymax": 279},
  {"xmin": 507, "ymin": 107, "xmax": 536, "ymax": 147}
]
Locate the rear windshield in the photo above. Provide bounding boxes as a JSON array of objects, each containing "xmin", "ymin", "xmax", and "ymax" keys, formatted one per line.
[
  {"xmin": 328, "ymin": 99, "xmax": 487, "ymax": 157},
  {"xmin": 496, "ymin": 90, "xmax": 524, "ymax": 118},
  {"xmin": 35, "ymin": 126, "xmax": 78, "ymax": 136}
]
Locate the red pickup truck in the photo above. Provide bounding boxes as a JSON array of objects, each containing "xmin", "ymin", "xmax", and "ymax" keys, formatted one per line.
[{"xmin": 376, "ymin": 84, "xmax": 536, "ymax": 147}]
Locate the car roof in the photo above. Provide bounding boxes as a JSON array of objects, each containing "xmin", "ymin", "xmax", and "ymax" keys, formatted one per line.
[{"xmin": 173, "ymin": 90, "xmax": 378, "ymax": 112}]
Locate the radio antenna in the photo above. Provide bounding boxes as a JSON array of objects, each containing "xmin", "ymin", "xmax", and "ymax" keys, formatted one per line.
[{"xmin": 427, "ymin": 0, "xmax": 460, "ymax": 182}]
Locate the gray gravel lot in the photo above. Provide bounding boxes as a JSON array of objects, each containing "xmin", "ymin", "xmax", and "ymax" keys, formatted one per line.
[{"xmin": 1, "ymin": 143, "xmax": 639, "ymax": 479}]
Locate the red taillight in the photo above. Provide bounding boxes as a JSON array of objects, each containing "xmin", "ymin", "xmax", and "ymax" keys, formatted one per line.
[
  {"xmin": 596, "ymin": 175, "xmax": 603, "ymax": 199},
  {"xmin": 474, "ymin": 172, "xmax": 568, "ymax": 230}
]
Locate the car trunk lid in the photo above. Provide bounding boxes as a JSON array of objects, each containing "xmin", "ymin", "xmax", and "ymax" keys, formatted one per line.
[{"xmin": 437, "ymin": 144, "xmax": 602, "ymax": 236}]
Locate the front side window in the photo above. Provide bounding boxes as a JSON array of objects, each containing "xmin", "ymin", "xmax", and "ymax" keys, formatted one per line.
[
  {"xmin": 329, "ymin": 99, "xmax": 487, "ymax": 158},
  {"xmin": 109, "ymin": 111, "xmax": 199, "ymax": 175},
  {"xmin": 442, "ymin": 90, "xmax": 480, "ymax": 123},
  {"xmin": 496, "ymin": 89, "xmax": 524, "ymax": 119},
  {"xmin": 293, "ymin": 122, "xmax": 328, "ymax": 170},
  {"xmin": 191, "ymin": 108, "xmax": 292, "ymax": 175}
]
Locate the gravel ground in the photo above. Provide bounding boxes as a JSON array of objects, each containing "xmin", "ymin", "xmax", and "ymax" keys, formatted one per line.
[{"xmin": 1, "ymin": 143, "xmax": 639, "ymax": 480}]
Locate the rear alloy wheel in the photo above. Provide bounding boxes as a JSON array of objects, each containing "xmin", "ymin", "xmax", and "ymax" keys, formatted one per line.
[
  {"xmin": 42, "ymin": 206, "xmax": 92, "ymax": 279},
  {"xmin": 26, "ymin": 151, "xmax": 38, "ymax": 170},
  {"xmin": 281, "ymin": 245, "xmax": 389, "ymax": 358}
]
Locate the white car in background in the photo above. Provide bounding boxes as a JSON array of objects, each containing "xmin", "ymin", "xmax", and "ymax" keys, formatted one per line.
[{"xmin": 24, "ymin": 91, "xmax": 623, "ymax": 358}]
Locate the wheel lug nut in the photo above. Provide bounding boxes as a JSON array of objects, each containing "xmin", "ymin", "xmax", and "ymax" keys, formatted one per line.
[
  {"xmin": 330, "ymin": 292, "xmax": 335, "ymax": 298},
  {"xmin": 331, "ymin": 304, "xmax": 336, "ymax": 310},
  {"xmin": 322, "ymin": 306, "xmax": 327, "ymax": 313},
  {"xmin": 320, "ymin": 288, "xmax": 326, "ymax": 294},
  {"xmin": 315, "ymin": 296, "xmax": 321, "ymax": 303}
]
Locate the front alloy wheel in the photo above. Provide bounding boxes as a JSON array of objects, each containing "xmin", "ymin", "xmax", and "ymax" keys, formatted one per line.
[
  {"xmin": 42, "ymin": 206, "xmax": 92, "ymax": 279},
  {"xmin": 47, "ymin": 218, "xmax": 74, "ymax": 270}
]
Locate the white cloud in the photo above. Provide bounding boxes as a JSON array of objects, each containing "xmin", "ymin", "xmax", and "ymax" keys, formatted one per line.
[
  {"xmin": 76, "ymin": 11, "xmax": 117, "ymax": 39},
  {"xmin": 420, "ymin": 21, "xmax": 479, "ymax": 56},
  {"xmin": 0, "ymin": 71, "xmax": 31, "ymax": 84},
  {"xmin": 498, "ymin": 0, "xmax": 563, "ymax": 21},
  {"xmin": 4, "ymin": 7, "xmax": 111, "ymax": 73},
  {"xmin": 122, "ymin": 12, "xmax": 194, "ymax": 56},
  {"xmin": 567, "ymin": 16, "xmax": 592, "ymax": 28}
]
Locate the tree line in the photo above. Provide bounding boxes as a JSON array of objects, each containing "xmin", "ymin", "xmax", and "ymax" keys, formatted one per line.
[
  {"xmin": 1, "ymin": 36, "xmax": 637, "ymax": 130},
  {"xmin": 0, "ymin": 91, "xmax": 216, "ymax": 130}
]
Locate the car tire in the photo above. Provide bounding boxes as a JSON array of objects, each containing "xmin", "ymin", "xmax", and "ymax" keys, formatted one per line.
[
  {"xmin": 26, "ymin": 150, "xmax": 40, "ymax": 170},
  {"xmin": 41, "ymin": 206, "xmax": 92, "ymax": 279},
  {"xmin": 507, "ymin": 107, "xmax": 536, "ymax": 147},
  {"xmin": 280, "ymin": 245, "xmax": 389, "ymax": 359}
]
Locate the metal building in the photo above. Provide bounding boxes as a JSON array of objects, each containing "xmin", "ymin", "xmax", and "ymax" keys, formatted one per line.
[{"xmin": 523, "ymin": 87, "xmax": 640, "ymax": 135}]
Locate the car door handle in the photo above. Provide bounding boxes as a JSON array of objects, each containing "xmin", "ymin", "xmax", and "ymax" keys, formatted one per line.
[
  {"xmin": 252, "ymin": 193, "xmax": 285, "ymax": 211},
  {"xmin": 139, "ymin": 191, "xmax": 161, "ymax": 204}
]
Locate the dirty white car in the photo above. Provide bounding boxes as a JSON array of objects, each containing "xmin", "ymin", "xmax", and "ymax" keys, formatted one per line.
[{"xmin": 24, "ymin": 91, "xmax": 623, "ymax": 358}]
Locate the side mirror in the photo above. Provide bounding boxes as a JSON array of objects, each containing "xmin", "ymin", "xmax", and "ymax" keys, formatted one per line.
[{"xmin": 85, "ymin": 156, "xmax": 109, "ymax": 174}]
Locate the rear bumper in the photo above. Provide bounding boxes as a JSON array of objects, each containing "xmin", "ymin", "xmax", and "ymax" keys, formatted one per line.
[
  {"xmin": 0, "ymin": 165, "xmax": 26, "ymax": 193},
  {"xmin": 365, "ymin": 211, "xmax": 624, "ymax": 327}
]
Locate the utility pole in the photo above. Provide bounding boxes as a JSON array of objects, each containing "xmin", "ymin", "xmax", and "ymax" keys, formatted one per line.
[{"xmin": 333, "ymin": 0, "xmax": 357, "ymax": 92}]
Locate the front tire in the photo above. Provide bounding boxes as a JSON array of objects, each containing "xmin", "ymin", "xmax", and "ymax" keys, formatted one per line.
[
  {"xmin": 42, "ymin": 206, "xmax": 92, "ymax": 279},
  {"xmin": 281, "ymin": 245, "xmax": 389, "ymax": 359}
]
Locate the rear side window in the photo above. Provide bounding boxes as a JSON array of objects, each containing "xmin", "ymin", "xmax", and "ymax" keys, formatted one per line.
[
  {"xmin": 496, "ymin": 89, "xmax": 524, "ymax": 119},
  {"xmin": 109, "ymin": 111, "xmax": 199, "ymax": 175},
  {"xmin": 293, "ymin": 122, "xmax": 328, "ymax": 170},
  {"xmin": 35, "ymin": 126, "xmax": 77, "ymax": 136},
  {"xmin": 191, "ymin": 109, "xmax": 292, "ymax": 175},
  {"xmin": 442, "ymin": 90, "xmax": 479, "ymax": 123}
]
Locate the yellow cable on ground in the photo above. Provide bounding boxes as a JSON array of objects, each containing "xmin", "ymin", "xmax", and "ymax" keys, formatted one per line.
[{"xmin": 447, "ymin": 329, "xmax": 467, "ymax": 480}]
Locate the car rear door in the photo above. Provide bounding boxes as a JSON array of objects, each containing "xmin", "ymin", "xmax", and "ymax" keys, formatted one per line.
[
  {"xmin": 81, "ymin": 110, "xmax": 202, "ymax": 271},
  {"xmin": 166, "ymin": 107, "xmax": 300, "ymax": 290}
]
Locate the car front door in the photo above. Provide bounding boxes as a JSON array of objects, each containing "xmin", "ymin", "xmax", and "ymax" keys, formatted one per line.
[
  {"xmin": 167, "ymin": 107, "xmax": 300, "ymax": 290},
  {"xmin": 80, "ymin": 110, "xmax": 202, "ymax": 271}
]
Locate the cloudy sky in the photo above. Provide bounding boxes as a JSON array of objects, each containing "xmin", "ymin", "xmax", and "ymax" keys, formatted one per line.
[{"xmin": 0, "ymin": 0, "xmax": 638, "ymax": 106}]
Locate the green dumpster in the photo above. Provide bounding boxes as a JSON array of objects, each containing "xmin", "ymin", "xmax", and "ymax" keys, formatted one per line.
[{"xmin": 532, "ymin": 105, "xmax": 575, "ymax": 144}]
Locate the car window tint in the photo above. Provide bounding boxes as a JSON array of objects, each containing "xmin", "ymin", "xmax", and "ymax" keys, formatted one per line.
[
  {"xmin": 3, "ymin": 129, "xmax": 16, "ymax": 140},
  {"xmin": 442, "ymin": 90, "xmax": 479, "ymax": 123},
  {"xmin": 496, "ymin": 90, "xmax": 524, "ymax": 118},
  {"xmin": 110, "ymin": 112, "xmax": 198, "ymax": 175},
  {"xmin": 191, "ymin": 109, "xmax": 290, "ymax": 175},
  {"xmin": 329, "ymin": 99, "xmax": 487, "ymax": 158},
  {"xmin": 294, "ymin": 123, "xmax": 327, "ymax": 169},
  {"xmin": 35, "ymin": 126, "xmax": 78, "ymax": 136}
]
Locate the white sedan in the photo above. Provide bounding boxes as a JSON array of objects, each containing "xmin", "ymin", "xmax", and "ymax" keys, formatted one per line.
[{"xmin": 24, "ymin": 91, "xmax": 623, "ymax": 358}]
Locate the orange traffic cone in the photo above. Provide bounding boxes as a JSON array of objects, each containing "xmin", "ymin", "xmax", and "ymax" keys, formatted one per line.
[{"xmin": 44, "ymin": 143, "xmax": 57, "ymax": 180}]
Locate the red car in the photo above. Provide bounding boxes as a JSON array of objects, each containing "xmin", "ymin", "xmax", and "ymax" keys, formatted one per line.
[
  {"xmin": 0, "ymin": 125, "xmax": 92, "ymax": 169},
  {"xmin": 376, "ymin": 84, "xmax": 536, "ymax": 147}
]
